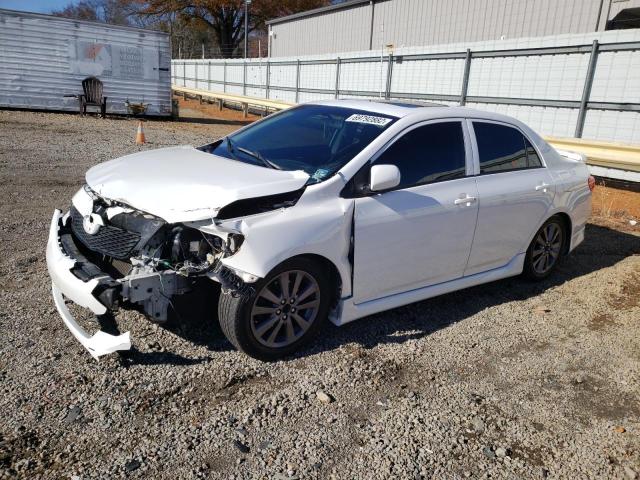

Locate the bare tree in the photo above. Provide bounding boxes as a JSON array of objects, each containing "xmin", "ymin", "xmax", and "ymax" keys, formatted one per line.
[
  {"xmin": 53, "ymin": 0, "xmax": 133, "ymax": 26},
  {"xmin": 129, "ymin": 0, "xmax": 331, "ymax": 58}
]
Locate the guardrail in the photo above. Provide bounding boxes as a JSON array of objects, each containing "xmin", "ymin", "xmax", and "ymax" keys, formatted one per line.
[
  {"xmin": 173, "ymin": 85, "xmax": 640, "ymax": 182},
  {"xmin": 545, "ymin": 137, "xmax": 640, "ymax": 183},
  {"xmin": 172, "ymin": 85, "xmax": 293, "ymax": 117}
]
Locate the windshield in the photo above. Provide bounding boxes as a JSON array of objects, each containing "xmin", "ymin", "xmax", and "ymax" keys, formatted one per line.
[{"xmin": 201, "ymin": 104, "xmax": 398, "ymax": 184}]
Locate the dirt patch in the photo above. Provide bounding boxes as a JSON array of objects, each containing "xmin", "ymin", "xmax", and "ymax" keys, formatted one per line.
[
  {"xmin": 510, "ymin": 441, "xmax": 551, "ymax": 467},
  {"xmin": 175, "ymin": 94, "xmax": 262, "ymax": 124},
  {"xmin": 0, "ymin": 429, "xmax": 59, "ymax": 477},
  {"xmin": 588, "ymin": 313, "xmax": 618, "ymax": 331},
  {"xmin": 610, "ymin": 274, "xmax": 640, "ymax": 310},
  {"xmin": 592, "ymin": 182, "xmax": 640, "ymax": 221},
  {"xmin": 571, "ymin": 376, "xmax": 640, "ymax": 422}
]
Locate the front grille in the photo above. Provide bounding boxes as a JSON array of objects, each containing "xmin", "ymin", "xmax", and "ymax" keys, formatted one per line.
[{"xmin": 70, "ymin": 207, "xmax": 141, "ymax": 260}]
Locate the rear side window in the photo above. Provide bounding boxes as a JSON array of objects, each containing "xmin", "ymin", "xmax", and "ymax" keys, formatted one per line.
[
  {"xmin": 525, "ymin": 141, "xmax": 542, "ymax": 168},
  {"xmin": 374, "ymin": 121, "xmax": 466, "ymax": 189},
  {"xmin": 473, "ymin": 122, "xmax": 543, "ymax": 173}
]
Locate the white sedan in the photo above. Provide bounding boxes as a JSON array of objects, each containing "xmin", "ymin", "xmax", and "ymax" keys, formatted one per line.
[{"xmin": 46, "ymin": 100, "xmax": 593, "ymax": 360}]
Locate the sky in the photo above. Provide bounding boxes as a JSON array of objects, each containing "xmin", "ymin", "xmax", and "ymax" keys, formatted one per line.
[{"xmin": 0, "ymin": 0, "xmax": 72, "ymax": 14}]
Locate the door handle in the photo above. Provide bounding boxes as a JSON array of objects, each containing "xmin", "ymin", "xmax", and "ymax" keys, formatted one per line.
[
  {"xmin": 535, "ymin": 182, "xmax": 549, "ymax": 192},
  {"xmin": 454, "ymin": 195, "xmax": 477, "ymax": 206}
]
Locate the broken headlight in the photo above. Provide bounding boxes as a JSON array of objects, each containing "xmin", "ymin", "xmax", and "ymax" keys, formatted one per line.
[
  {"xmin": 164, "ymin": 227, "xmax": 243, "ymax": 275},
  {"xmin": 227, "ymin": 233, "xmax": 244, "ymax": 254},
  {"xmin": 169, "ymin": 226, "xmax": 224, "ymax": 264}
]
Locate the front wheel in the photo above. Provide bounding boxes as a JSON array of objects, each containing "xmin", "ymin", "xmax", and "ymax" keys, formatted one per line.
[
  {"xmin": 218, "ymin": 258, "xmax": 330, "ymax": 360},
  {"xmin": 523, "ymin": 216, "xmax": 566, "ymax": 280}
]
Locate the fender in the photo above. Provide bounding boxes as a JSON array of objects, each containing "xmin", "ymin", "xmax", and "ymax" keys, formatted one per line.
[{"xmin": 191, "ymin": 177, "xmax": 356, "ymax": 299}]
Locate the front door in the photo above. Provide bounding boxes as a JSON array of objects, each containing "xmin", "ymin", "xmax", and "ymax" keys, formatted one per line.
[{"xmin": 352, "ymin": 120, "xmax": 479, "ymax": 304}]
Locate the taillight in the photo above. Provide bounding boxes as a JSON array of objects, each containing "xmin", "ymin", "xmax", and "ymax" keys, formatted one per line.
[{"xmin": 588, "ymin": 175, "xmax": 596, "ymax": 192}]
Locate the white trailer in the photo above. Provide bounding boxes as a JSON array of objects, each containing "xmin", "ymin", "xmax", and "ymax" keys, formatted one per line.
[{"xmin": 0, "ymin": 8, "xmax": 171, "ymax": 116}]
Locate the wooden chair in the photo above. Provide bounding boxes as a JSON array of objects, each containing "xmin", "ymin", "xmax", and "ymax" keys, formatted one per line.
[{"xmin": 79, "ymin": 77, "xmax": 107, "ymax": 117}]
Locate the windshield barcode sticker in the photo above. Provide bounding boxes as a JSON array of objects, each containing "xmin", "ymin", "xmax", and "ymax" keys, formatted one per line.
[{"xmin": 345, "ymin": 114, "xmax": 392, "ymax": 126}]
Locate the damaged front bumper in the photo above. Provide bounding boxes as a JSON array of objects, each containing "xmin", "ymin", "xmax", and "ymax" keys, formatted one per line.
[
  {"xmin": 46, "ymin": 208, "xmax": 255, "ymax": 360},
  {"xmin": 46, "ymin": 209, "xmax": 131, "ymax": 359}
]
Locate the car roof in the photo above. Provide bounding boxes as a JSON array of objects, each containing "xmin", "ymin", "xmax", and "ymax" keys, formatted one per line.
[
  {"xmin": 306, "ymin": 99, "xmax": 521, "ymax": 126},
  {"xmin": 307, "ymin": 99, "xmax": 445, "ymax": 117}
]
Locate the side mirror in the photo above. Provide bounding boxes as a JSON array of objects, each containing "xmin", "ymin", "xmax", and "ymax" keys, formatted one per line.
[{"xmin": 369, "ymin": 164, "xmax": 401, "ymax": 192}]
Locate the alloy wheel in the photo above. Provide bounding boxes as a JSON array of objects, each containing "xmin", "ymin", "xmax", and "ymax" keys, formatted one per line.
[
  {"xmin": 531, "ymin": 222, "xmax": 562, "ymax": 275},
  {"xmin": 250, "ymin": 270, "xmax": 321, "ymax": 348}
]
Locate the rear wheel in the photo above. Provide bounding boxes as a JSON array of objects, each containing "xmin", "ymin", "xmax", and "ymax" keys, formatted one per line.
[
  {"xmin": 523, "ymin": 216, "xmax": 566, "ymax": 280},
  {"xmin": 218, "ymin": 258, "xmax": 330, "ymax": 360}
]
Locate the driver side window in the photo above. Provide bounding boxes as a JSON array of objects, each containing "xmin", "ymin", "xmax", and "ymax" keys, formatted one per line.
[{"xmin": 373, "ymin": 121, "xmax": 467, "ymax": 190}]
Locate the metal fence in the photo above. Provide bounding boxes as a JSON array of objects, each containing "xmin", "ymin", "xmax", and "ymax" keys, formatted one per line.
[{"xmin": 172, "ymin": 38, "xmax": 640, "ymax": 142}]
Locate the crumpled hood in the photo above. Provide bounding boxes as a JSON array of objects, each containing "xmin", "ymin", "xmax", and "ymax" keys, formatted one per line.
[{"xmin": 86, "ymin": 146, "xmax": 310, "ymax": 222}]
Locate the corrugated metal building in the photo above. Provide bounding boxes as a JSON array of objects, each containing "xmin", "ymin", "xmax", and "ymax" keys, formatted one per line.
[
  {"xmin": 267, "ymin": 0, "xmax": 640, "ymax": 57},
  {"xmin": 0, "ymin": 8, "xmax": 172, "ymax": 116}
]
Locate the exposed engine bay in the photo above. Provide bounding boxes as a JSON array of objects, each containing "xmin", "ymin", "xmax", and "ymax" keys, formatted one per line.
[{"xmin": 63, "ymin": 186, "xmax": 248, "ymax": 323}]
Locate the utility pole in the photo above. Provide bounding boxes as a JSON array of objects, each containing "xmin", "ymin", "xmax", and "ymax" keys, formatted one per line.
[{"xmin": 244, "ymin": 0, "xmax": 251, "ymax": 59}]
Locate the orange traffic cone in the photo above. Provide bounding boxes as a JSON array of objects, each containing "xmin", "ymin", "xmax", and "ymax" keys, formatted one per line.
[{"xmin": 135, "ymin": 120, "xmax": 146, "ymax": 145}]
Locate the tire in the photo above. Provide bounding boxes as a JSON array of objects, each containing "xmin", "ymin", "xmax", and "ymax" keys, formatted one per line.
[
  {"xmin": 218, "ymin": 257, "xmax": 331, "ymax": 361},
  {"xmin": 523, "ymin": 215, "xmax": 566, "ymax": 280}
]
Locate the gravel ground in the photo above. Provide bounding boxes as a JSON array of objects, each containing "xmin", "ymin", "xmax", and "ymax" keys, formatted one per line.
[{"xmin": 1, "ymin": 109, "xmax": 639, "ymax": 480}]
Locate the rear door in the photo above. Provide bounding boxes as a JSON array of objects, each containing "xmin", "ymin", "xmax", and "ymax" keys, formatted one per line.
[
  {"xmin": 352, "ymin": 120, "xmax": 479, "ymax": 304},
  {"xmin": 464, "ymin": 121, "xmax": 555, "ymax": 276}
]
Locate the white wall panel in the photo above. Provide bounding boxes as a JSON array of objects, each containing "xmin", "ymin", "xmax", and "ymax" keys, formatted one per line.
[
  {"xmin": 210, "ymin": 63, "xmax": 224, "ymax": 82},
  {"xmin": 468, "ymin": 54, "xmax": 589, "ymax": 100},
  {"xmin": 269, "ymin": 65, "xmax": 297, "ymax": 89},
  {"xmin": 225, "ymin": 84, "xmax": 244, "ymax": 95},
  {"xmin": 225, "ymin": 64, "xmax": 244, "ymax": 84},
  {"xmin": 338, "ymin": 61, "xmax": 386, "ymax": 92},
  {"xmin": 195, "ymin": 63, "xmax": 208, "ymax": 88},
  {"xmin": 246, "ymin": 87, "xmax": 267, "ymax": 98},
  {"xmin": 299, "ymin": 63, "xmax": 337, "ymax": 90},
  {"xmin": 590, "ymin": 51, "xmax": 640, "ymax": 103},
  {"xmin": 297, "ymin": 91, "xmax": 334, "ymax": 103},
  {"xmin": 466, "ymin": 102, "xmax": 580, "ymax": 138},
  {"xmin": 391, "ymin": 58, "xmax": 465, "ymax": 95},
  {"xmin": 246, "ymin": 63, "xmax": 267, "ymax": 86},
  {"xmin": 269, "ymin": 88, "xmax": 297, "ymax": 103},
  {"xmin": 583, "ymin": 110, "xmax": 640, "ymax": 144}
]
